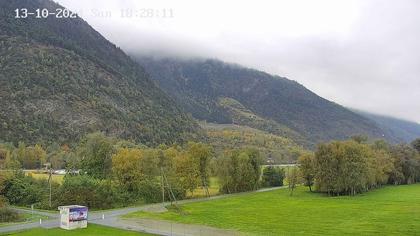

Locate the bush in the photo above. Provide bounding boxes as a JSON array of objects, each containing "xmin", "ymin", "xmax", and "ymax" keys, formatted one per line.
[
  {"xmin": 57, "ymin": 175, "xmax": 143, "ymax": 209},
  {"xmin": 136, "ymin": 178, "xmax": 186, "ymax": 204},
  {"xmin": 0, "ymin": 207, "xmax": 20, "ymax": 223},
  {"xmin": 57, "ymin": 175, "xmax": 101, "ymax": 209},
  {"xmin": 0, "ymin": 196, "xmax": 6, "ymax": 207},
  {"xmin": 261, "ymin": 166, "xmax": 285, "ymax": 187},
  {"xmin": 136, "ymin": 179, "xmax": 162, "ymax": 203},
  {"xmin": 3, "ymin": 173, "xmax": 45, "ymax": 206}
]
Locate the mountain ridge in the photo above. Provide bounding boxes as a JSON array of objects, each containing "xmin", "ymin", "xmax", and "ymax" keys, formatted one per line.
[
  {"xmin": 135, "ymin": 56, "xmax": 403, "ymax": 146},
  {"xmin": 353, "ymin": 109, "xmax": 420, "ymax": 143},
  {"xmin": 0, "ymin": 0, "xmax": 200, "ymax": 145}
]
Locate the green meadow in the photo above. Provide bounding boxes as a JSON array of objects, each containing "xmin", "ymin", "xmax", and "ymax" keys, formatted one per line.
[{"xmin": 124, "ymin": 184, "xmax": 420, "ymax": 235}]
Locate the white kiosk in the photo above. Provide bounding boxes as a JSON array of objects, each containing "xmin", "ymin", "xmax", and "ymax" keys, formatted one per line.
[{"xmin": 58, "ymin": 205, "xmax": 88, "ymax": 230}]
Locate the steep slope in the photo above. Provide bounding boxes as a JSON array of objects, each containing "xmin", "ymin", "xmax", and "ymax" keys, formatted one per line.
[
  {"xmin": 354, "ymin": 110, "xmax": 420, "ymax": 143},
  {"xmin": 0, "ymin": 0, "xmax": 199, "ymax": 145},
  {"xmin": 136, "ymin": 57, "xmax": 391, "ymax": 145},
  {"xmin": 217, "ymin": 97, "xmax": 308, "ymax": 146},
  {"xmin": 202, "ymin": 122, "xmax": 305, "ymax": 164}
]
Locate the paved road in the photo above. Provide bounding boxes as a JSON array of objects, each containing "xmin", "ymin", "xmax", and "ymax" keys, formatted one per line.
[
  {"xmin": 0, "ymin": 209, "xmax": 59, "ymax": 234},
  {"xmin": 1, "ymin": 185, "xmax": 287, "ymax": 235}
]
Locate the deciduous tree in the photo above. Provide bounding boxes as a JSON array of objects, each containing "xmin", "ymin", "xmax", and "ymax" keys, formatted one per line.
[
  {"xmin": 112, "ymin": 148, "xmax": 143, "ymax": 191},
  {"xmin": 78, "ymin": 133, "xmax": 115, "ymax": 179},
  {"xmin": 298, "ymin": 152, "xmax": 315, "ymax": 192}
]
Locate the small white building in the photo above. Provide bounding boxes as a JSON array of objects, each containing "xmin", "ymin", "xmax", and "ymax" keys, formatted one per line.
[{"xmin": 58, "ymin": 205, "xmax": 88, "ymax": 230}]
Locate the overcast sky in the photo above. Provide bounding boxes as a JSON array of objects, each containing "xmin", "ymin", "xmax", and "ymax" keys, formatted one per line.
[{"xmin": 57, "ymin": 0, "xmax": 420, "ymax": 123}]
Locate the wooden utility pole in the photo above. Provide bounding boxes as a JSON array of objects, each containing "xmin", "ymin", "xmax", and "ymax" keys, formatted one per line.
[
  {"xmin": 202, "ymin": 178, "xmax": 210, "ymax": 198},
  {"xmin": 48, "ymin": 168, "xmax": 52, "ymax": 208},
  {"xmin": 161, "ymin": 168, "xmax": 178, "ymax": 206},
  {"xmin": 161, "ymin": 168, "xmax": 165, "ymax": 205}
]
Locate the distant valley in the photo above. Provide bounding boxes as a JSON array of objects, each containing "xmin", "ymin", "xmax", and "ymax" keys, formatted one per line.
[{"xmin": 0, "ymin": 0, "xmax": 418, "ymax": 150}]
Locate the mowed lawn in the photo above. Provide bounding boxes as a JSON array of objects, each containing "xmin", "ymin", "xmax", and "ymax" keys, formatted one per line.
[
  {"xmin": 124, "ymin": 184, "xmax": 420, "ymax": 235},
  {"xmin": 1, "ymin": 224, "xmax": 153, "ymax": 236}
]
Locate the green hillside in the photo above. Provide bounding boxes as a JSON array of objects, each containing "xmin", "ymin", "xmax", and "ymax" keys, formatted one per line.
[
  {"xmin": 0, "ymin": 0, "xmax": 200, "ymax": 145},
  {"xmin": 136, "ymin": 57, "xmax": 392, "ymax": 146},
  {"xmin": 202, "ymin": 122, "xmax": 305, "ymax": 163},
  {"xmin": 218, "ymin": 97, "xmax": 308, "ymax": 146}
]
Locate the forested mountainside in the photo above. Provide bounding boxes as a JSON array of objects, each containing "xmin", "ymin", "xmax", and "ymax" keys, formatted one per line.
[
  {"xmin": 201, "ymin": 122, "xmax": 305, "ymax": 164},
  {"xmin": 354, "ymin": 110, "xmax": 420, "ymax": 143},
  {"xmin": 0, "ymin": 0, "xmax": 200, "ymax": 145},
  {"xmin": 136, "ymin": 57, "xmax": 398, "ymax": 146}
]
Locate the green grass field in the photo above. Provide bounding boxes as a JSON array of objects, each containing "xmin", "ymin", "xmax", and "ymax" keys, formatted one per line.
[
  {"xmin": 1, "ymin": 224, "xmax": 153, "ymax": 235},
  {"xmin": 124, "ymin": 184, "xmax": 420, "ymax": 235},
  {"xmin": 28, "ymin": 173, "xmax": 64, "ymax": 183}
]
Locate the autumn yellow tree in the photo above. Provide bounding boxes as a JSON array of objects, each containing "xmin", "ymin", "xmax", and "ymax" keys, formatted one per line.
[
  {"xmin": 174, "ymin": 149, "xmax": 199, "ymax": 196},
  {"xmin": 112, "ymin": 148, "xmax": 143, "ymax": 191},
  {"xmin": 186, "ymin": 142, "xmax": 213, "ymax": 197}
]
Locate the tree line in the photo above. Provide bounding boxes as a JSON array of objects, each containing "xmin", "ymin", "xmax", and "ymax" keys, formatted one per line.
[
  {"xmin": 299, "ymin": 137, "xmax": 420, "ymax": 196},
  {"xmin": 0, "ymin": 132, "xmax": 270, "ymax": 209}
]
